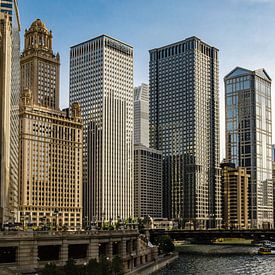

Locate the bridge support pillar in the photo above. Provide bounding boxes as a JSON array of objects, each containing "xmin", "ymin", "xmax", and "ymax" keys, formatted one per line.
[
  {"xmin": 17, "ymin": 240, "xmax": 38, "ymax": 270},
  {"xmin": 87, "ymin": 239, "xmax": 99, "ymax": 261},
  {"xmin": 118, "ymin": 239, "xmax": 126, "ymax": 258},
  {"xmin": 60, "ymin": 240, "xmax": 68, "ymax": 265},
  {"xmin": 106, "ymin": 241, "xmax": 113, "ymax": 260}
]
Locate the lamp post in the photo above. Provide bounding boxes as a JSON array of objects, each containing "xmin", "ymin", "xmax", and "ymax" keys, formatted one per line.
[{"xmin": 83, "ymin": 262, "xmax": 87, "ymax": 275}]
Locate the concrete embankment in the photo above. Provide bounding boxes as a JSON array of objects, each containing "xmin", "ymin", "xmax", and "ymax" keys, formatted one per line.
[{"xmin": 126, "ymin": 253, "xmax": 178, "ymax": 275}]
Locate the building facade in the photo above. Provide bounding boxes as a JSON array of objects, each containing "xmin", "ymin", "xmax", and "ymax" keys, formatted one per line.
[
  {"xmin": 19, "ymin": 19, "xmax": 83, "ymax": 230},
  {"xmin": 134, "ymin": 84, "xmax": 149, "ymax": 147},
  {"xmin": 224, "ymin": 67, "xmax": 273, "ymax": 228},
  {"xmin": 149, "ymin": 36, "xmax": 221, "ymax": 228},
  {"xmin": 221, "ymin": 162, "xmax": 249, "ymax": 229},
  {"xmin": 133, "ymin": 83, "xmax": 162, "ymax": 218},
  {"xmin": 0, "ymin": 0, "xmax": 12, "ymax": 22},
  {"xmin": 272, "ymin": 145, "xmax": 275, "ymax": 227},
  {"xmin": 70, "ymin": 35, "xmax": 134, "ymax": 222},
  {"xmin": 273, "ymin": 161, "xmax": 275, "ymax": 227},
  {"xmin": 0, "ymin": 12, "xmax": 12, "ymax": 226},
  {"xmin": 9, "ymin": 0, "xmax": 21, "ymax": 224},
  {"xmin": 134, "ymin": 144, "xmax": 162, "ymax": 218},
  {"xmin": 0, "ymin": 0, "xmax": 21, "ymax": 226}
]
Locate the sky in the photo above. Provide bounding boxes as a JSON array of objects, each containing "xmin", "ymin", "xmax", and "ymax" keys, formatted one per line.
[{"xmin": 19, "ymin": 0, "xmax": 275, "ymax": 159}]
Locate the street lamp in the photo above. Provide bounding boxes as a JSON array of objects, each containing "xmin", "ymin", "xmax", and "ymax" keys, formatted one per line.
[{"xmin": 83, "ymin": 261, "xmax": 87, "ymax": 275}]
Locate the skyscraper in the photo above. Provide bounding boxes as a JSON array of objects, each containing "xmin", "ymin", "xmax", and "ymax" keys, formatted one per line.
[
  {"xmin": 133, "ymin": 83, "xmax": 162, "ymax": 219},
  {"xmin": 149, "ymin": 36, "xmax": 221, "ymax": 228},
  {"xmin": 134, "ymin": 144, "xmax": 162, "ymax": 218},
  {"xmin": 70, "ymin": 35, "xmax": 134, "ymax": 222},
  {"xmin": 0, "ymin": 0, "xmax": 12, "ymax": 22},
  {"xmin": 134, "ymin": 84, "xmax": 149, "ymax": 147},
  {"xmin": 0, "ymin": 12, "xmax": 12, "ymax": 226},
  {"xmin": 221, "ymin": 162, "xmax": 249, "ymax": 229},
  {"xmin": 19, "ymin": 19, "xmax": 83, "ymax": 230},
  {"xmin": 224, "ymin": 67, "xmax": 273, "ymax": 228},
  {"xmin": 0, "ymin": 0, "xmax": 21, "ymax": 225},
  {"xmin": 272, "ymin": 146, "xmax": 275, "ymax": 227},
  {"xmin": 9, "ymin": 0, "xmax": 20, "ymax": 223},
  {"xmin": 272, "ymin": 144, "xmax": 275, "ymax": 162}
]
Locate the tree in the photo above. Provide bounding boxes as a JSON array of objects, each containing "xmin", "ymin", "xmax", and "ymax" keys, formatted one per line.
[
  {"xmin": 98, "ymin": 256, "xmax": 112, "ymax": 274},
  {"xmin": 42, "ymin": 262, "xmax": 59, "ymax": 275},
  {"xmin": 111, "ymin": 256, "xmax": 124, "ymax": 275},
  {"xmin": 137, "ymin": 218, "xmax": 145, "ymax": 232},
  {"xmin": 157, "ymin": 235, "xmax": 175, "ymax": 254},
  {"xmin": 87, "ymin": 258, "xmax": 100, "ymax": 274},
  {"xmin": 64, "ymin": 258, "xmax": 80, "ymax": 275}
]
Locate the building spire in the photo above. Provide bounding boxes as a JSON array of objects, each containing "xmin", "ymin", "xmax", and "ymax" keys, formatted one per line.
[{"xmin": 23, "ymin": 18, "xmax": 53, "ymax": 55}]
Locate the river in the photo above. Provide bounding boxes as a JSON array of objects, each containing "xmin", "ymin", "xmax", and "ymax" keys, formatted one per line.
[{"xmin": 155, "ymin": 245, "xmax": 275, "ymax": 275}]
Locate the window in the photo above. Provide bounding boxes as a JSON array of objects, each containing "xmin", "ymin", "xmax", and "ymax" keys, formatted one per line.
[{"xmin": 1, "ymin": 3, "xmax": 12, "ymax": 8}]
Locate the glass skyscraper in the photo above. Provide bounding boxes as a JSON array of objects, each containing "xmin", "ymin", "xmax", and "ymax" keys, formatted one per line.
[
  {"xmin": 224, "ymin": 67, "xmax": 273, "ymax": 228},
  {"xmin": 149, "ymin": 36, "xmax": 221, "ymax": 229}
]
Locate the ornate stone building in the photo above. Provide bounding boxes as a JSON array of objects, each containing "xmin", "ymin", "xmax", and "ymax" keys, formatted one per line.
[{"xmin": 19, "ymin": 19, "xmax": 83, "ymax": 230}]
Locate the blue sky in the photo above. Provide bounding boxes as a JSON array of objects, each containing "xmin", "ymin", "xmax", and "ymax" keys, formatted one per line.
[{"xmin": 19, "ymin": 0, "xmax": 275, "ymax": 158}]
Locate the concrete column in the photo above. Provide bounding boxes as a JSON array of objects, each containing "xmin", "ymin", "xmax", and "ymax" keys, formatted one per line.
[
  {"xmin": 17, "ymin": 240, "xmax": 38, "ymax": 270},
  {"xmin": 129, "ymin": 240, "xmax": 133, "ymax": 253},
  {"xmin": 147, "ymin": 249, "xmax": 152, "ymax": 262},
  {"xmin": 118, "ymin": 239, "xmax": 126, "ymax": 259},
  {"xmin": 87, "ymin": 239, "xmax": 99, "ymax": 261},
  {"xmin": 60, "ymin": 240, "xmax": 68, "ymax": 265},
  {"xmin": 106, "ymin": 241, "xmax": 113, "ymax": 260},
  {"xmin": 152, "ymin": 246, "xmax": 158, "ymax": 261},
  {"xmin": 135, "ymin": 255, "xmax": 140, "ymax": 266},
  {"xmin": 137, "ymin": 238, "xmax": 141, "ymax": 256}
]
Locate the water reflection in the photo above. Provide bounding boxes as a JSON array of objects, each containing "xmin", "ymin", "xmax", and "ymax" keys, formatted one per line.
[{"xmin": 156, "ymin": 245, "xmax": 275, "ymax": 275}]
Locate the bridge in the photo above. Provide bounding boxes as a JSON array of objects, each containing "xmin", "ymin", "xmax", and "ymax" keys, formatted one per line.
[
  {"xmin": 149, "ymin": 229, "xmax": 275, "ymax": 242},
  {"xmin": 0, "ymin": 230, "xmax": 158, "ymax": 274}
]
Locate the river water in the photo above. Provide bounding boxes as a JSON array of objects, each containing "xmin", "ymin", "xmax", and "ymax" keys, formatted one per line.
[{"xmin": 156, "ymin": 245, "xmax": 275, "ymax": 275}]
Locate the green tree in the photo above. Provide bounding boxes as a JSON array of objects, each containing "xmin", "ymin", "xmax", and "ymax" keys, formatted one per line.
[
  {"xmin": 98, "ymin": 256, "xmax": 112, "ymax": 274},
  {"xmin": 157, "ymin": 235, "xmax": 175, "ymax": 254},
  {"xmin": 64, "ymin": 258, "xmax": 80, "ymax": 275},
  {"xmin": 87, "ymin": 258, "xmax": 100, "ymax": 274},
  {"xmin": 137, "ymin": 218, "xmax": 145, "ymax": 232},
  {"xmin": 42, "ymin": 262, "xmax": 59, "ymax": 275},
  {"xmin": 111, "ymin": 256, "xmax": 124, "ymax": 275}
]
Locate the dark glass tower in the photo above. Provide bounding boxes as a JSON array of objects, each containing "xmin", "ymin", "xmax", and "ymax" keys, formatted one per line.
[
  {"xmin": 224, "ymin": 67, "xmax": 273, "ymax": 228},
  {"xmin": 149, "ymin": 36, "xmax": 221, "ymax": 228}
]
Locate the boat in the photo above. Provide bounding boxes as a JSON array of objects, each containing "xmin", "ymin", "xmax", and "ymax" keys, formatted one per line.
[
  {"xmin": 258, "ymin": 247, "xmax": 275, "ymax": 255},
  {"xmin": 258, "ymin": 241, "xmax": 275, "ymax": 255}
]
